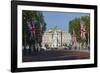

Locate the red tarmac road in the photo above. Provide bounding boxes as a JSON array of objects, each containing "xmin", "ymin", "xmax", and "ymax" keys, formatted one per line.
[{"xmin": 23, "ymin": 50, "xmax": 90, "ymax": 62}]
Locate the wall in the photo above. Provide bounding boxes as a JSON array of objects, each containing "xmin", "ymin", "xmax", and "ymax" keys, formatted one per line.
[{"xmin": 0, "ymin": 0, "xmax": 99, "ymax": 73}]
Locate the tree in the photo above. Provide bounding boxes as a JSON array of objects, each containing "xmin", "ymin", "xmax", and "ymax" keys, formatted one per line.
[
  {"xmin": 22, "ymin": 10, "xmax": 47, "ymax": 52},
  {"xmin": 69, "ymin": 17, "xmax": 80, "ymax": 42},
  {"xmin": 69, "ymin": 15, "xmax": 90, "ymax": 45},
  {"xmin": 81, "ymin": 16, "xmax": 90, "ymax": 44},
  {"xmin": 45, "ymin": 44, "xmax": 49, "ymax": 49}
]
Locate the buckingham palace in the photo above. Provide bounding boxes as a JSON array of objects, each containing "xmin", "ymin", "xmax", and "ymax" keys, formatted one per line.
[{"xmin": 41, "ymin": 27, "xmax": 71, "ymax": 49}]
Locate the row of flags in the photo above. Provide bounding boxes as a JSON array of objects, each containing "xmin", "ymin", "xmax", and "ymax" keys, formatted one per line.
[
  {"xmin": 27, "ymin": 20, "xmax": 41, "ymax": 52},
  {"xmin": 27, "ymin": 20, "xmax": 86, "ymax": 41},
  {"xmin": 26, "ymin": 19, "xmax": 86, "ymax": 49},
  {"xmin": 71, "ymin": 20, "xmax": 86, "ymax": 47}
]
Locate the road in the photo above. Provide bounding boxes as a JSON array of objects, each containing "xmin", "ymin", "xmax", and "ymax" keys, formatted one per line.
[{"xmin": 22, "ymin": 50, "xmax": 90, "ymax": 62}]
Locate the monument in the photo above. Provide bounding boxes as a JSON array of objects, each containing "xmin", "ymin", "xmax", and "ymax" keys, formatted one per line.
[{"xmin": 52, "ymin": 30, "xmax": 58, "ymax": 48}]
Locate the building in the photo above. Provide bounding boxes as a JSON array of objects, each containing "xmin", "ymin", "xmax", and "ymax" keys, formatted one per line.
[{"xmin": 41, "ymin": 27, "xmax": 71, "ymax": 49}]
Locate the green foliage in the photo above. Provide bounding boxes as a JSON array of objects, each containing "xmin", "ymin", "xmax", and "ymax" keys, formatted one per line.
[
  {"xmin": 63, "ymin": 43, "xmax": 68, "ymax": 47},
  {"xmin": 45, "ymin": 44, "xmax": 49, "ymax": 49},
  {"xmin": 69, "ymin": 15, "xmax": 90, "ymax": 44},
  {"xmin": 22, "ymin": 10, "xmax": 47, "ymax": 46}
]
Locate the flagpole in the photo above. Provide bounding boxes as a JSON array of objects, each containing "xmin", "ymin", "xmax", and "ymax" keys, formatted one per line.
[
  {"xmin": 80, "ymin": 19, "xmax": 82, "ymax": 51},
  {"xmin": 88, "ymin": 32, "xmax": 89, "ymax": 50}
]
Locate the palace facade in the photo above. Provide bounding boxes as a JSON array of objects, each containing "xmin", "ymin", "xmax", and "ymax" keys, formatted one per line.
[{"xmin": 41, "ymin": 27, "xmax": 71, "ymax": 49}]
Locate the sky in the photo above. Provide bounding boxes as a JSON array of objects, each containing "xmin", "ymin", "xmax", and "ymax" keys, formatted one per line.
[{"xmin": 43, "ymin": 11, "xmax": 89, "ymax": 32}]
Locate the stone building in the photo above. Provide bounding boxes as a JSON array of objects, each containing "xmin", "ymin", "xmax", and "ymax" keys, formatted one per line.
[{"xmin": 41, "ymin": 27, "xmax": 71, "ymax": 49}]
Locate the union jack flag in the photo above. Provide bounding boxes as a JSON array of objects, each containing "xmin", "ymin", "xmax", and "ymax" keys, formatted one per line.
[
  {"xmin": 31, "ymin": 21, "xmax": 36, "ymax": 36},
  {"xmin": 27, "ymin": 21, "xmax": 36, "ymax": 40},
  {"xmin": 80, "ymin": 20, "xmax": 86, "ymax": 39},
  {"xmin": 71, "ymin": 30, "xmax": 77, "ymax": 48}
]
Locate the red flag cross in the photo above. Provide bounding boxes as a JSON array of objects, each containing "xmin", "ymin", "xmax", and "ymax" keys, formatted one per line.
[
  {"xmin": 27, "ymin": 21, "xmax": 36, "ymax": 37},
  {"xmin": 80, "ymin": 21, "xmax": 86, "ymax": 39},
  {"xmin": 31, "ymin": 25, "xmax": 35, "ymax": 36}
]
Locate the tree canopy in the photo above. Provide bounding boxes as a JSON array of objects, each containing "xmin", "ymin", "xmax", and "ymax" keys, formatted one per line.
[
  {"xmin": 69, "ymin": 15, "xmax": 90, "ymax": 44},
  {"xmin": 22, "ymin": 10, "xmax": 47, "ymax": 47}
]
